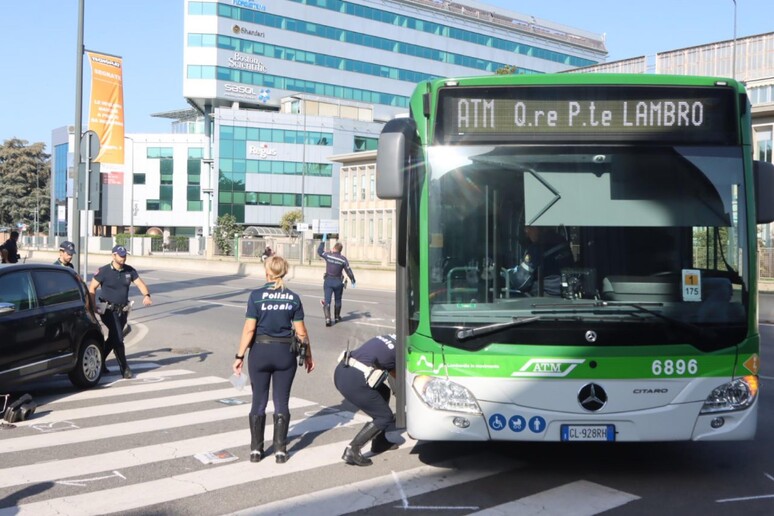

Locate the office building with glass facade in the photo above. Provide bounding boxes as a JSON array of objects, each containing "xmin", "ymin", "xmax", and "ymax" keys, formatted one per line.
[{"xmin": 182, "ymin": 0, "xmax": 607, "ymax": 227}]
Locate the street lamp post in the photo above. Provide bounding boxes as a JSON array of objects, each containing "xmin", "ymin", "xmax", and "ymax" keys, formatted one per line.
[
  {"xmin": 731, "ymin": 0, "xmax": 737, "ymax": 79},
  {"xmin": 125, "ymin": 136, "xmax": 135, "ymax": 254},
  {"xmin": 35, "ymin": 167, "xmax": 39, "ymax": 246},
  {"xmin": 202, "ymin": 158, "xmax": 214, "ymax": 241},
  {"xmin": 291, "ymin": 95, "xmax": 307, "ymax": 263},
  {"xmin": 291, "ymin": 95, "xmax": 307, "ymax": 222}
]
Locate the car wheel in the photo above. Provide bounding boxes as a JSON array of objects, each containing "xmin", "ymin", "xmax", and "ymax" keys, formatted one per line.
[{"xmin": 68, "ymin": 338, "xmax": 103, "ymax": 388}]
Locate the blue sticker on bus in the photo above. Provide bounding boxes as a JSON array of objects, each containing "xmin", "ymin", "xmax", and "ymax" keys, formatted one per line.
[
  {"xmin": 528, "ymin": 416, "xmax": 547, "ymax": 433},
  {"xmin": 509, "ymin": 415, "xmax": 526, "ymax": 432},
  {"xmin": 489, "ymin": 413, "xmax": 506, "ymax": 431}
]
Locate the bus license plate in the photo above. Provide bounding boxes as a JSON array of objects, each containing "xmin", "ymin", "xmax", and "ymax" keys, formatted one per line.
[{"xmin": 560, "ymin": 424, "xmax": 615, "ymax": 442}]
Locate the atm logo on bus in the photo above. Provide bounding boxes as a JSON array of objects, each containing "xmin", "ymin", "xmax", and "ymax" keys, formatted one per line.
[{"xmin": 511, "ymin": 358, "xmax": 585, "ymax": 377}]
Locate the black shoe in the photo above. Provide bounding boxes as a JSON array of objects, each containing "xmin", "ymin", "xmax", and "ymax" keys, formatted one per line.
[
  {"xmin": 342, "ymin": 446, "xmax": 372, "ymax": 466},
  {"xmin": 122, "ymin": 367, "xmax": 133, "ymax": 379},
  {"xmin": 370, "ymin": 431, "xmax": 399, "ymax": 454}
]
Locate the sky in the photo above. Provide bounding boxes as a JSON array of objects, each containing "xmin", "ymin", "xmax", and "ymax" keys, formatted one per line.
[{"xmin": 0, "ymin": 0, "xmax": 770, "ymax": 150}]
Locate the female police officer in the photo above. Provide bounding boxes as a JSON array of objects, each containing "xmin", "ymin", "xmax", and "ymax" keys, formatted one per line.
[
  {"xmin": 233, "ymin": 255, "xmax": 315, "ymax": 464},
  {"xmin": 334, "ymin": 334, "xmax": 399, "ymax": 466}
]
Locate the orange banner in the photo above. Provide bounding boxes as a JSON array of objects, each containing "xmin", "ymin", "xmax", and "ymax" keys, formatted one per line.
[{"xmin": 86, "ymin": 51, "xmax": 124, "ymax": 164}]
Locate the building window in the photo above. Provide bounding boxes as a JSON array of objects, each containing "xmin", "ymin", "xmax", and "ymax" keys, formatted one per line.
[
  {"xmin": 361, "ymin": 174, "xmax": 366, "ymax": 200},
  {"xmin": 133, "ymin": 173, "xmax": 146, "ymax": 185},
  {"xmin": 160, "ymin": 158, "xmax": 174, "ymax": 185},
  {"xmin": 370, "ymin": 173, "xmax": 375, "ymax": 199},
  {"xmin": 354, "ymin": 136, "xmax": 378, "ymax": 152}
]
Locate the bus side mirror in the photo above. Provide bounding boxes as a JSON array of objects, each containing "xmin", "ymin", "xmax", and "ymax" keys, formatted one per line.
[
  {"xmin": 754, "ymin": 160, "xmax": 774, "ymax": 224},
  {"xmin": 376, "ymin": 117, "xmax": 417, "ymax": 200}
]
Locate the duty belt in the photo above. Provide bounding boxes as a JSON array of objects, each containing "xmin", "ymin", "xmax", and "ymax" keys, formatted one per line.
[
  {"xmin": 100, "ymin": 299, "xmax": 130, "ymax": 312},
  {"xmin": 254, "ymin": 335, "xmax": 293, "ymax": 344},
  {"xmin": 337, "ymin": 351, "xmax": 371, "ymax": 375},
  {"xmin": 324, "ymin": 273, "xmax": 343, "ymax": 280}
]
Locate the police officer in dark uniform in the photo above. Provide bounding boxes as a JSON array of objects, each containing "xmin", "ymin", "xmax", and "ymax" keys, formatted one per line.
[
  {"xmin": 233, "ymin": 255, "xmax": 315, "ymax": 464},
  {"xmin": 334, "ymin": 334, "xmax": 399, "ymax": 466},
  {"xmin": 317, "ymin": 234, "xmax": 356, "ymax": 326},
  {"xmin": 54, "ymin": 241, "xmax": 76, "ymax": 269},
  {"xmin": 88, "ymin": 245, "xmax": 152, "ymax": 379},
  {"xmin": 0, "ymin": 230, "xmax": 20, "ymax": 263}
]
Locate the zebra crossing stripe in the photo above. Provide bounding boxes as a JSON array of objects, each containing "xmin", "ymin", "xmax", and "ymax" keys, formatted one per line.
[
  {"xmin": 0, "ymin": 410, "xmax": 369, "ymax": 489},
  {"xmin": 1, "ymin": 439, "xmax": 370, "ymax": 515},
  {"xmin": 14, "ymin": 387, "xmax": 251, "ymax": 426},
  {"xmin": 0, "ymin": 397, "xmax": 316, "ymax": 455},
  {"xmin": 229, "ymin": 450, "xmax": 512, "ymax": 515},
  {"xmin": 18, "ymin": 363, "xmax": 176, "ymax": 397},
  {"xmin": 468, "ymin": 480, "xmax": 640, "ymax": 515},
  {"xmin": 40, "ymin": 375, "xmax": 226, "ymax": 404}
]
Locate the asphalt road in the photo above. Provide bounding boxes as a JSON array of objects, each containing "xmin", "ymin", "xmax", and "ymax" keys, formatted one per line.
[{"xmin": 1, "ymin": 263, "xmax": 773, "ymax": 515}]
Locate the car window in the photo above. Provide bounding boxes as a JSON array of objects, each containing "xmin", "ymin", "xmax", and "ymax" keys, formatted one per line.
[
  {"xmin": 32, "ymin": 270, "xmax": 81, "ymax": 306},
  {"xmin": 0, "ymin": 271, "xmax": 37, "ymax": 311}
]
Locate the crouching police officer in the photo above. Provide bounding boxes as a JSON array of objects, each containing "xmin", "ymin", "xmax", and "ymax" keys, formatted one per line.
[{"xmin": 334, "ymin": 334, "xmax": 399, "ymax": 466}]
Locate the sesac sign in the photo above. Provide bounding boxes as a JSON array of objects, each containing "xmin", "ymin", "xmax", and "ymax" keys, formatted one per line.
[{"xmin": 247, "ymin": 142, "xmax": 278, "ymax": 159}]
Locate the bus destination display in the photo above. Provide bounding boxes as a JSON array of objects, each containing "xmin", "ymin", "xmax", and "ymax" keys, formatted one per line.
[{"xmin": 437, "ymin": 86, "xmax": 737, "ymax": 144}]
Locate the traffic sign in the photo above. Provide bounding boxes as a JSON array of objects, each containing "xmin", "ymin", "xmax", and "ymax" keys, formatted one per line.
[{"xmin": 81, "ymin": 130, "xmax": 100, "ymax": 162}]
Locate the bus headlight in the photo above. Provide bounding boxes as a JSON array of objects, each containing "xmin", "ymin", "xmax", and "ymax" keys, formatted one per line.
[
  {"xmin": 413, "ymin": 376, "xmax": 482, "ymax": 414},
  {"xmin": 700, "ymin": 376, "xmax": 758, "ymax": 414}
]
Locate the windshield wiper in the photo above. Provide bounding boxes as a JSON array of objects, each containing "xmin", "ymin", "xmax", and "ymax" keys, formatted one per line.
[
  {"xmin": 456, "ymin": 316, "xmax": 541, "ymax": 341},
  {"xmin": 533, "ymin": 301, "xmax": 712, "ymax": 339}
]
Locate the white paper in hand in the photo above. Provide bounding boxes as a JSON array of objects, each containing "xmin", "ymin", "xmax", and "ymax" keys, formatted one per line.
[{"xmin": 229, "ymin": 373, "xmax": 247, "ymax": 391}]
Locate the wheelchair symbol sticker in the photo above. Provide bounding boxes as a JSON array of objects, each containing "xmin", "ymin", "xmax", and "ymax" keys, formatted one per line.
[
  {"xmin": 488, "ymin": 413, "xmax": 506, "ymax": 431},
  {"xmin": 528, "ymin": 416, "xmax": 547, "ymax": 433},
  {"xmin": 509, "ymin": 415, "xmax": 526, "ymax": 432}
]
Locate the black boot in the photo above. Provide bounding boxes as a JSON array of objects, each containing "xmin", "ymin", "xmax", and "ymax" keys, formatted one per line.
[
  {"xmin": 342, "ymin": 422, "xmax": 381, "ymax": 466},
  {"xmin": 273, "ymin": 413, "xmax": 289, "ymax": 463},
  {"xmin": 370, "ymin": 430, "xmax": 399, "ymax": 454},
  {"xmin": 249, "ymin": 414, "xmax": 265, "ymax": 463},
  {"xmin": 323, "ymin": 304, "xmax": 332, "ymax": 327},
  {"xmin": 334, "ymin": 305, "xmax": 342, "ymax": 324}
]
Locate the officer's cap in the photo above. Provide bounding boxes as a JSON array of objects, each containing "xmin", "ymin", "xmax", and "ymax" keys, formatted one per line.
[
  {"xmin": 112, "ymin": 245, "xmax": 128, "ymax": 257},
  {"xmin": 59, "ymin": 241, "xmax": 76, "ymax": 255}
]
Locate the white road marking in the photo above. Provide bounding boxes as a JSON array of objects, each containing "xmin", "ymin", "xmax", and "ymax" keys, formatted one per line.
[
  {"xmin": 0, "ymin": 439, "xmax": 371, "ymax": 515},
  {"xmin": 0, "ymin": 397, "xmax": 315, "ymax": 454},
  {"xmin": 23, "ymin": 362, "xmax": 169, "ymax": 393},
  {"xmin": 15, "ymin": 387, "xmax": 252, "ymax": 426},
  {"xmin": 0, "ymin": 411, "xmax": 369, "ymax": 489},
  {"xmin": 55, "ymin": 471, "xmax": 126, "ymax": 487},
  {"xmin": 38, "ymin": 374, "xmax": 224, "ymax": 405},
  {"xmin": 353, "ymin": 321, "xmax": 397, "ymax": 329},
  {"xmin": 200, "ymin": 299, "xmax": 244, "ymax": 308},
  {"xmin": 468, "ymin": 480, "xmax": 639, "ymax": 515},
  {"xmin": 230, "ymin": 451, "xmax": 516, "ymax": 515}
]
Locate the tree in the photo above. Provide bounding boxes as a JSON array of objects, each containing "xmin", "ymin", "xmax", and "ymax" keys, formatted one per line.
[
  {"xmin": 214, "ymin": 213, "xmax": 240, "ymax": 255},
  {"xmin": 280, "ymin": 209, "xmax": 303, "ymax": 235},
  {"xmin": 0, "ymin": 138, "xmax": 51, "ymax": 233},
  {"xmin": 495, "ymin": 65, "xmax": 519, "ymax": 75}
]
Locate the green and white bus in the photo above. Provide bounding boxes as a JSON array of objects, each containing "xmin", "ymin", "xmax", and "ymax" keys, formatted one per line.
[{"xmin": 377, "ymin": 74, "xmax": 774, "ymax": 442}]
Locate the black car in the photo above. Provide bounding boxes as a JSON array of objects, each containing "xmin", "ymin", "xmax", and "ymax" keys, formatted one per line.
[{"xmin": 0, "ymin": 263, "xmax": 104, "ymax": 390}]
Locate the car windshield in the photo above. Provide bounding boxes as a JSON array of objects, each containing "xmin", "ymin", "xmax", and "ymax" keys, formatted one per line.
[{"xmin": 426, "ymin": 144, "xmax": 748, "ymax": 349}]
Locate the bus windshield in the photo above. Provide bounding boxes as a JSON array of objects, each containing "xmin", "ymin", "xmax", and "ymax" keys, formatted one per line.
[{"xmin": 427, "ymin": 144, "xmax": 748, "ymax": 349}]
